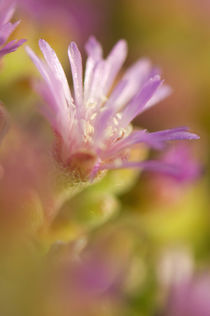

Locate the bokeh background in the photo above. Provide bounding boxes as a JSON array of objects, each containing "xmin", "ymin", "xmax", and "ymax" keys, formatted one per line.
[{"xmin": 0, "ymin": 0, "xmax": 210, "ymax": 315}]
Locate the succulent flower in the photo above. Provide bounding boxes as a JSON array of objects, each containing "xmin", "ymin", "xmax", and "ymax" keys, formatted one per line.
[
  {"xmin": 0, "ymin": 0, "xmax": 25, "ymax": 58},
  {"xmin": 26, "ymin": 37, "xmax": 199, "ymax": 180}
]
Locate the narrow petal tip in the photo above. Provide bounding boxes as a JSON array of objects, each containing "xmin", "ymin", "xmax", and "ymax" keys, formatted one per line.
[
  {"xmin": 39, "ymin": 38, "xmax": 47, "ymax": 47},
  {"xmin": 69, "ymin": 41, "xmax": 78, "ymax": 53}
]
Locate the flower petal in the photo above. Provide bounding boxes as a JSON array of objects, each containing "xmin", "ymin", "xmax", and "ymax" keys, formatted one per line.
[
  {"xmin": 39, "ymin": 39, "xmax": 73, "ymax": 106},
  {"xmin": 84, "ymin": 36, "xmax": 103, "ymax": 102},
  {"xmin": 120, "ymin": 75, "xmax": 162, "ymax": 128},
  {"xmin": 0, "ymin": 20, "xmax": 19, "ymax": 45},
  {"xmin": 0, "ymin": 38, "xmax": 26, "ymax": 57},
  {"xmin": 68, "ymin": 42, "xmax": 83, "ymax": 108},
  {"xmin": 103, "ymin": 39, "xmax": 127, "ymax": 95},
  {"xmin": 0, "ymin": 0, "xmax": 15, "ymax": 25},
  {"xmin": 143, "ymin": 84, "xmax": 172, "ymax": 112},
  {"xmin": 107, "ymin": 58, "xmax": 152, "ymax": 112},
  {"xmin": 100, "ymin": 127, "xmax": 199, "ymax": 160}
]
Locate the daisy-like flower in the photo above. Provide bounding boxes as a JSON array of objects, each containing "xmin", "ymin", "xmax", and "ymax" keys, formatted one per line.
[
  {"xmin": 26, "ymin": 37, "xmax": 199, "ymax": 180},
  {"xmin": 0, "ymin": 0, "xmax": 25, "ymax": 58}
]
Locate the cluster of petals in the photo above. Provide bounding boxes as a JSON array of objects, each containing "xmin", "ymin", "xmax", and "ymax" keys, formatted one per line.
[
  {"xmin": 0, "ymin": 0, "xmax": 25, "ymax": 58},
  {"xmin": 26, "ymin": 36, "xmax": 199, "ymax": 179}
]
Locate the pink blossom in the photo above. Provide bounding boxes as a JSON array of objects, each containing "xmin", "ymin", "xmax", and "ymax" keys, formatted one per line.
[{"xmin": 26, "ymin": 37, "xmax": 199, "ymax": 180}]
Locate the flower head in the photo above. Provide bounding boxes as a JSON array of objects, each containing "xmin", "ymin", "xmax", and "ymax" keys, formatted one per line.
[
  {"xmin": 26, "ymin": 37, "xmax": 199, "ymax": 180},
  {"xmin": 0, "ymin": 0, "xmax": 25, "ymax": 58}
]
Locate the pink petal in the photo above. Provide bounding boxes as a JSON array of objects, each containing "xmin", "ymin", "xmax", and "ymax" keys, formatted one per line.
[
  {"xmin": 0, "ymin": 20, "xmax": 20, "ymax": 45},
  {"xmin": 39, "ymin": 39, "xmax": 73, "ymax": 106},
  {"xmin": 120, "ymin": 75, "xmax": 162, "ymax": 128},
  {"xmin": 68, "ymin": 41, "xmax": 83, "ymax": 108},
  {"xmin": 0, "ymin": 38, "xmax": 26, "ymax": 57},
  {"xmin": 84, "ymin": 36, "xmax": 103, "ymax": 102},
  {"xmin": 103, "ymin": 39, "xmax": 127, "ymax": 95},
  {"xmin": 143, "ymin": 84, "xmax": 172, "ymax": 112}
]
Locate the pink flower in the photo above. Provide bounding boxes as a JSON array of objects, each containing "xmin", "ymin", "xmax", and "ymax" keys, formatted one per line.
[
  {"xmin": 26, "ymin": 37, "xmax": 199, "ymax": 180},
  {"xmin": 0, "ymin": 0, "xmax": 25, "ymax": 58},
  {"xmin": 143, "ymin": 144, "xmax": 201, "ymax": 203}
]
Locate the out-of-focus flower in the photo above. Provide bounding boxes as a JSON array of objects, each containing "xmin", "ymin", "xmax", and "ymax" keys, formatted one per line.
[
  {"xmin": 158, "ymin": 248, "xmax": 210, "ymax": 316},
  {"xmin": 161, "ymin": 144, "xmax": 201, "ymax": 183},
  {"xmin": 146, "ymin": 144, "xmax": 201, "ymax": 203},
  {"xmin": 26, "ymin": 37, "xmax": 199, "ymax": 181},
  {"xmin": 0, "ymin": 0, "xmax": 25, "ymax": 58},
  {"xmin": 165, "ymin": 273, "xmax": 210, "ymax": 316},
  {"xmin": 44, "ymin": 227, "xmax": 135, "ymax": 316}
]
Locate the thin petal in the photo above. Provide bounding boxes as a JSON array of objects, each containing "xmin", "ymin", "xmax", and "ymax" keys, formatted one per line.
[
  {"xmin": 68, "ymin": 42, "xmax": 83, "ymax": 107},
  {"xmin": 0, "ymin": 20, "xmax": 19, "ymax": 45},
  {"xmin": 103, "ymin": 39, "xmax": 127, "ymax": 95},
  {"xmin": 120, "ymin": 75, "xmax": 162, "ymax": 128},
  {"xmin": 39, "ymin": 39, "xmax": 73, "ymax": 106},
  {"xmin": 100, "ymin": 127, "xmax": 199, "ymax": 160},
  {"xmin": 99, "ymin": 129, "xmax": 147, "ymax": 159},
  {"xmin": 84, "ymin": 36, "xmax": 103, "ymax": 102},
  {"xmin": 147, "ymin": 127, "xmax": 200, "ymax": 146},
  {"xmin": 85, "ymin": 36, "xmax": 103, "ymax": 60},
  {"xmin": 108, "ymin": 58, "xmax": 152, "ymax": 112},
  {"xmin": 0, "ymin": 38, "xmax": 26, "ymax": 57},
  {"xmin": 26, "ymin": 45, "xmax": 71, "ymax": 131},
  {"xmin": 26, "ymin": 45, "xmax": 63, "ymax": 106},
  {"xmin": 143, "ymin": 84, "xmax": 172, "ymax": 112},
  {"xmin": 0, "ymin": 0, "xmax": 15, "ymax": 25},
  {"xmin": 87, "ymin": 60, "xmax": 110, "ymax": 109}
]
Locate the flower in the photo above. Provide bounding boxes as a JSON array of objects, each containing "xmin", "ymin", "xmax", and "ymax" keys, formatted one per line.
[
  {"xmin": 26, "ymin": 37, "xmax": 199, "ymax": 180},
  {"xmin": 143, "ymin": 144, "xmax": 202, "ymax": 203},
  {"xmin": 160, "ymin": 144, "xmax": 201, "ymax": 183},
  {"xmin": 0, "ymin": 0, "xmax": 25, "ymax": 58},
  {"xmin": 44, "ymin": 228, "xmax": 134, "ymax": 315}
]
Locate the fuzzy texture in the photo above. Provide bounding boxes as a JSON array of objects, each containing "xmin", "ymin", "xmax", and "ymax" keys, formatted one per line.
[{"xmin": 26, "ymin": 37, "xmax": 199, "ymax": 180}]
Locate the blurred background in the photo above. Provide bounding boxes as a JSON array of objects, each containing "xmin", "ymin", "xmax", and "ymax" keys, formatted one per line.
[{"xmin": 0, "ymin": 0, "xmax": 210, "ymax": 315}]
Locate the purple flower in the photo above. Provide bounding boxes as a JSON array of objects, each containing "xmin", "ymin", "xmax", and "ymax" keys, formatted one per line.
[
  {"xmin": 143, "ymin": 144, "xmax": 201, "ymax": 203},
  {"xmin": 26, "ymin": 37, "xmax": 199, "ymax": 180},
  {"xmin": 0, "ymin": 0, "xmax": 25, "ymax": 58},
  {"xmin": 160, "ymin": 144, "xmax": 201, "ymax": 183}
]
